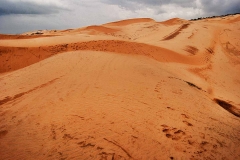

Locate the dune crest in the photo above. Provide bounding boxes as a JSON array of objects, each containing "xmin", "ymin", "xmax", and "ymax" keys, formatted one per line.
[
  {"xmin": 160, "ymin": 18, "xmax": 188, "ymax": 25},
  {"xmin": 104, "ymin": 18, "xmax": 155, "ymax": 26},
  {"xmin": 0, "ymin": 34, "xmax": 54, "ymax": 40},
  {"xmin": 0, "ymin": 15, "xmax": 240, "ymax": 160},
  {"xmin": 82, "ymin": 25, "xmax": 120, "ymax": 34}
]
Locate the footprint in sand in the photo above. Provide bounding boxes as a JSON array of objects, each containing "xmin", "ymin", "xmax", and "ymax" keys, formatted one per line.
[
  {"xmin": 181, "ymin": 113, "xmax": 193, "ymax": 126},
  {"xmin": 161, "ymin": 125, "xmax": 186, "ymax": 141},
  {"xmin": 0, "ymin": 130, "xmax": 8, "ymax": 138}
]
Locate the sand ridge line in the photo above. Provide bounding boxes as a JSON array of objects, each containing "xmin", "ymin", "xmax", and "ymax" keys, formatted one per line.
[
  {"xmin": 162, "ymin": 23, "xmax": 190, "ymax": 40},
  {"xmin": 160, "ymin": 18, "xmax": 188, "ymax": 25},
  {"xmin": 0, "ymin": 78, "xmax": 59, "ymax": 105},
  {"xmin": 81, "ymin": 25, "xmax": 120, "ymax": 34},
  {"xmin": 104, "ymin": 18, "xmax": 154, "ymax": 26},
  {"xmin": 0, "ymin": 39, "xmax": 205, "ymax": 73},
  {"xmin": 0, "ymin": 34, "xmax": 56, "ymax": 40}
]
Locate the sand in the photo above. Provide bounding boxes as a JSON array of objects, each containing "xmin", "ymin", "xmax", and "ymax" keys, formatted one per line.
[{"xmin": 0, "ymin": 14, "xmax": 240, "ymax": 160}]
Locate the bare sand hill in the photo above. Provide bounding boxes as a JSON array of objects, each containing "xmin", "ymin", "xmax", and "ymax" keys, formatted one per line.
[{"xmin": 0, "ymin": 15, "xmax": 240, "ymax": 160}]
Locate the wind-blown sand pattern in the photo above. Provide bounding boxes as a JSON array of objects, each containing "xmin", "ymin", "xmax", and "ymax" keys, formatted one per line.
[{"xmin": 0, "ymin": 15, "xmax": 240, "ymax": 160}]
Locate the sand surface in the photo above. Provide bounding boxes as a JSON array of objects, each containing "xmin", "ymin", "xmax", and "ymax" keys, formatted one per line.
[{"xmin": 0, "ymin": 15, "xmax": 240, "ymax": 160}]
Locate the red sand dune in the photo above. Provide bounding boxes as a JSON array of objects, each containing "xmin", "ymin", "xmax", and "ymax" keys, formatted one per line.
[{"xmin": 0, "ymin": 15, "xmax": 240, "ymax": 160}]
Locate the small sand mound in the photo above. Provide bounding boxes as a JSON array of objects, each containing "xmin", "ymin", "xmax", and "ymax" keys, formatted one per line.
[
  {"xmin": 83, "ymin": 25, "xmax": 119, "ymax": 34},
  {"xmin": 227, "ymin": 15, "xmax": 240, "ymax": 23},
  {"xmin": 61, "ymin": 29, "xmax": 74, "ymax": 33},
  {"xmin": 160, "ymin": 18, "xmax": 188, "ymax": 25},
  {"xmin": 105, "ymin": 18, "xmax": 155, "ymax": 26}
]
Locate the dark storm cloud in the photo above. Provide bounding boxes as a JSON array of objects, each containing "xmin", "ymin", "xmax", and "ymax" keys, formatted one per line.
[
  {"xmin": 103, "ymin": 0, "xmax": 239, "ymax": 15},
  {"xmin": 103, "ymin": 0, "xmax": 197, "ymax": 9},
  {"xmin": 201, "ymin": 0, "xmax": 240, "ymax": 15},
  {"xmin": 225, "ymin": 5, "xmax": 240, "ymax": 15},
  {"xmin": 0, "ymin": 0, "xmax": 66, "ymax": 16}
]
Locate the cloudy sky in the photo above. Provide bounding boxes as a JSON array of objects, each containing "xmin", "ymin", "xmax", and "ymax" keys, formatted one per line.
[{"xmin": 0, "ymin": 0, "xmax": 239, "ymax": 34}]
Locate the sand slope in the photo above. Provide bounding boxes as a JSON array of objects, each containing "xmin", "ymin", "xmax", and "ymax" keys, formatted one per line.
[{"xmin": 0, "ymin": 15, "xmax": 240, "ymax": 160}]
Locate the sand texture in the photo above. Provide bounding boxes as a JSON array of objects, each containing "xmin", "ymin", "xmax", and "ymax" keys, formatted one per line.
[{"xmin": 0, "ymin": 15, "xmax": 240, "ymax": 160}]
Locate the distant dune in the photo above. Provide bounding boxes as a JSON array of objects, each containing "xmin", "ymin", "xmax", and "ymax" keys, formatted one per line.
[
  {"xmin": 104, "ymin": 18, "xmax": 155, "ymax": 26},
  {"xmin": 159, "ymin": 18, "xmax": 188, "ymax": 25},
  {"xmin": 0, "ymin": 15, "xmax": 240, "ymax": 160}
]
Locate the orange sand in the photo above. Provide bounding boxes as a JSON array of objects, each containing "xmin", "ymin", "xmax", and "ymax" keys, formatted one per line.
[{"xmin": 0, "ymin": 15, "xmax": 240, "ymax": 160}]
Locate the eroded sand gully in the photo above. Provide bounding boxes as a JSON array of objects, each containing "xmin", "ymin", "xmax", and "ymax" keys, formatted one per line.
[{"xmin": 0, "ymin": 15, "xmax": 240, "ymax": 160}]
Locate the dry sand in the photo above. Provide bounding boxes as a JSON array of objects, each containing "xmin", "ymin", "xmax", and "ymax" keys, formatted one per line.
[{"xmin": 0, "ymin": 15, "xmax": 240, "ymax": 160}]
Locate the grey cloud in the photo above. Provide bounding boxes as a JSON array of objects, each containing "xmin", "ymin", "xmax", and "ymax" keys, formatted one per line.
[
  {"xmin": 225, "ymin": 5, "xmax": 240, "ymax": 15},
  {"xmin": 201, "ymin": 0, "xmax": 240, "ymax": 15},
  {"xmin": 103, "ymin": 0, "xmax": 197, "ymax": 9},
  {"xmin": 0, "ymin": 0, "xmax": 67, "ymax": 16},
  {"xmin": 0, "ymin": 0, "xmax": 239, "ymax": 34},
  {"xmin": 102, "ymin": 0, "xmax": 239, "ymax": 16}
]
